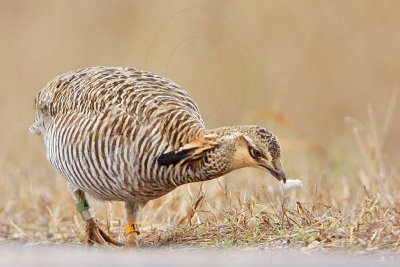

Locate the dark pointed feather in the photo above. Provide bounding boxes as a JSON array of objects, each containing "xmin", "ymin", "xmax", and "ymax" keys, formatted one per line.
[{"xmin": 158, "ymin": 149, "xmax": 192, "ymax": 165}]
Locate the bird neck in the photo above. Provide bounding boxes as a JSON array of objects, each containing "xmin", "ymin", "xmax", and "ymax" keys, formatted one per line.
[{"xmin": 184, "ymin": 126, "xmax": 242, "ymax": 183}]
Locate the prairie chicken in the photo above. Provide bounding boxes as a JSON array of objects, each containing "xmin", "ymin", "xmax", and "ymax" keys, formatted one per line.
[{"xmin": 30, "ymin": 66, "xmax": 286, "ymax": 246}]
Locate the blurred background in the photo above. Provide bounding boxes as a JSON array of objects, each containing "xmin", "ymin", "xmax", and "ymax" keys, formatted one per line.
[{"xmin": 0, "ymin": 1, "xmax": 399, "ymax": 241}]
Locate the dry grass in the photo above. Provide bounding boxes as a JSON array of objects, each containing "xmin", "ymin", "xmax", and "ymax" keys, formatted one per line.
[{"xmin": 0, "ymin": 104, "xmax": 398, "ymax": 253}]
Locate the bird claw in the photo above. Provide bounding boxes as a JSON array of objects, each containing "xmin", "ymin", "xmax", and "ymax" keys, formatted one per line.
[{"xmin": 85, "ymin": 219, "xmax": 123, "ymax": 247}]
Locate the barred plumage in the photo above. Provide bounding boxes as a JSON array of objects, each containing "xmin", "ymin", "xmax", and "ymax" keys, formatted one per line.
[{"xmin": 30, "ymin": 66, "xmax": 286, "ymax": 246}]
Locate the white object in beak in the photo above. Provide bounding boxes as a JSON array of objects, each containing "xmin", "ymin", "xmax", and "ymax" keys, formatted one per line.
[{"xmin": 280, "ymin": 179, "xmax": 303, "ymax": 191}]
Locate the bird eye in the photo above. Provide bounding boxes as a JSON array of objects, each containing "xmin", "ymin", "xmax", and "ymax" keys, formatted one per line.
[{"xmin": 250, "ymin": 148, "xmax": 262, "ymax": 158}]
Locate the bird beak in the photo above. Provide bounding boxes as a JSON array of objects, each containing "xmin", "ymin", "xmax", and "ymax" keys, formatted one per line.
[
  {"xmin": 262, "ymin": 159, "xmax": 287, "ymax": 183},
  {"xmin": 265, "ymin": 166, "xmax": 287, "ymax": 183}
]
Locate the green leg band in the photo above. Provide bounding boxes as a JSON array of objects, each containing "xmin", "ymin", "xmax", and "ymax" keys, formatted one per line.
[
  {"xmin": 76, "ymin": 200, "xmax": 90, "ymax": 213},
  {"xmin": 76, "ymin": 200, "xmax": 93, "ymax": 221}
]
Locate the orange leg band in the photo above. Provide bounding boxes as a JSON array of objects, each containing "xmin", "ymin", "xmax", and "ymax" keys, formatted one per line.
[{"xmin": 125, "ymin": 221, "xmax": 140, "ymax": 235}]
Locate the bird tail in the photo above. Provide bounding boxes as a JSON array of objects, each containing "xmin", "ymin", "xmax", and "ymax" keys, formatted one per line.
[{"xmin": 29, "ymin": 114, "xmax": 44, "ymax": 136}]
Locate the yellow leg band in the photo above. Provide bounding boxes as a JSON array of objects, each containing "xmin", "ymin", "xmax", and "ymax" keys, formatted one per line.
[{"xmin": 125, "ymin": 221, "xmax": 140, "ymax": 235}]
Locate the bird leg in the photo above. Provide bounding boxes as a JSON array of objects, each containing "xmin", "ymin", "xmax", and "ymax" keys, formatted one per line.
[
  {"xmin": 125, "ymin": 220, "xmax": 140, "ymax": 247},
  {"xmin": 124, "ymin": 201, "xmax": 143, "ymax": 247},
  {"xmin": 72, "ymin": 188, "xmax": 122, "ymax": 246}
]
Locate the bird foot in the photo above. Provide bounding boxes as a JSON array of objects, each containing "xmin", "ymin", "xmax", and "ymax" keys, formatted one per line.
[
  {"xmin": 85, "ymin": 219, "xmax": 123, "ymax": 246},
  {"xmin": 125, "ymin": 234, "xmax": 139, "ymax": 247}
]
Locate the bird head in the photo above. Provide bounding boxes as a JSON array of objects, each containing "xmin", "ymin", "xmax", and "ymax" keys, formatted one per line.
[{"xmin": 230, "ymin": 126, "xmax": 286, "ymax": 183}]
